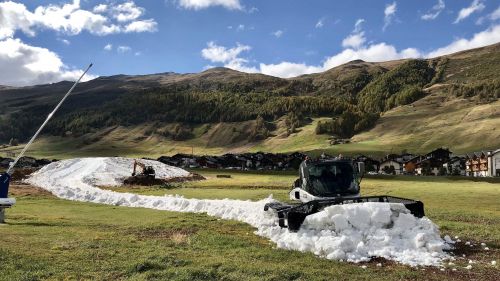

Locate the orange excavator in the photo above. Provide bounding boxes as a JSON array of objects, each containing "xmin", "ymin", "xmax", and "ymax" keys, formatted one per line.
[
  {"xmin": 123, "ymin": 160, "xmax": 158, "ymax": 185},
  {"xmin": 131, "ymin": 160, "xmax": 156, "ymax": 179}
]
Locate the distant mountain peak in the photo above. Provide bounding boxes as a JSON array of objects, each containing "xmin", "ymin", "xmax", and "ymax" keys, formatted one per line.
[
  {"xmin": 348, "ymin": 59, "xmax": 366, "ymax": 64},
  {"xmin": 202, "ymin": 67, "xmax": 238, "ymax": 73}
]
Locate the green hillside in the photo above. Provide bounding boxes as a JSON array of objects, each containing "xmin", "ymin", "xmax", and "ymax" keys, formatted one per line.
[{"xmin": 0, "ymin": 43, "xmax": 499, "ymax": 158}]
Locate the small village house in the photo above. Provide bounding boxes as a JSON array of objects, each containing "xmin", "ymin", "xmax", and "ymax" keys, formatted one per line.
[
  {"xmin": 465, "ymin": 152, "xmax": 488, "ymax": 177},
  {"xmin": 403, "ymin": 156, "xmax": 424, "ymax": 174},
  {"xmin": 354, "ymin": 155, "xmax": 380, "ymax": 172},
  {"xmin": 379, "ymin": 158, "xmax": 403, "ymax": 175},
  {"xmin": 415, "ymin": 158, "xmax": 444, "ymax": 176},
  {"xmin": 443, "ymin": 156, "xmax": 466, "ymax": 176}
]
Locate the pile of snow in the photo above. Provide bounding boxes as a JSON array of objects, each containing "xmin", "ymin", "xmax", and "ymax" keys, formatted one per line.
[
  {"xmin": 26, "ymin": 157, "xmax": 450, "ymax": 266},
  {"xmin": 261, "ymin": 203, "xmax": 448, "ymax": 266}
]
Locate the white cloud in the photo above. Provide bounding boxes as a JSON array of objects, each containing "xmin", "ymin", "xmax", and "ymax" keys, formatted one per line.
[
  {"xmin": 0, "ymin": 38, "xmax": 95, "ymax": 86},
  {"xmin": 478, "ymin": 6, "xmax": 500, "ymax": 24},
  {"xmin": 260, "ymin": 62, "xmax": 322, "ymax": 78},
  {"xmin": 383, "ymin": 2, "xmax": 397, "ymax": 31},
  {"xmin": 272, "ymin": 30, "xmax": 283, "ymax": 38},
  {"xmin": 201, "ymin": 41, "xmax": 250, "ymax": 63},
  {"xmin": 0, "ymin": 1, "xmax": 36, "ymax": 39},
  {"xmin": 177, "ymin": 0, "xmax": 243, "ymax": 11},
  {"xmin": 421, "ymin": 0, "xmax": 445, "ymax": 21},
  {"xmin": 117, "ymin": 45, "xmax": 132, "ymax": 53},
  {"xmin": 491, "ymin": 6, "xmax": 500, "ymax": 21},
  {"xmin": 427, "ymin": 24, "xmax": 500, "ymax": 57},
  {"xmin": 454, "ymin": 0, "xmax": 485, "ymax": 23},
  {"xmin": 124, "ymin": 19, "xmax": 157, "ymax": 32},
  {"xmin": 58, "ymin": 38, "xmax": 70, "ymax": 45},
  {"xmin": 225, "ymin": 58, "xmax": 258, "ymax": 73},
  {"xmin": 342, "ymin": 33, "xmax": 366, "ymax": 49},
  {"xmin": 354, "ymin": 19, "xmax": 365, "ymax": 33},
  {"xmin": 0, "ymin": 0, "xmax": 157, "ymax": 39},
  {"xmin": 236, "ymin": 24, "xmax": 245, "ymax": 31},
  {"xmin": 93, "ymin": 4, "xmax": 107, "ymax": 13},
  {"xmin": 342, "ymin": 19, "xmax": 366, "ymax": 49},
  {"xmin": 112, "ymin": 1, "xmax": 144, "ymax": 22},
  {"xmin": 104, "ymin": 43, "xmax": 113, "ymax": 51},
  {"xmin": 201, "ymin": 41, "xmax": 257, "ymax": 72},
  {"xmin": 323, "ymin": 44, "xmax": 421, "ymax": 70},
  {"xmin": 315, "ymin": 18, "xmax": 324, "ymax": 28}
]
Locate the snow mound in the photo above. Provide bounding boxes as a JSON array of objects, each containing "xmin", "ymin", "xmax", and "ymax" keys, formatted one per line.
[
  {"xmin": 260, "ymin": 203, "xmax": 449, "ymax": 266},
  {"xmin": 26, "ymin": 157, "xmax": 450, "ymax": 266}
]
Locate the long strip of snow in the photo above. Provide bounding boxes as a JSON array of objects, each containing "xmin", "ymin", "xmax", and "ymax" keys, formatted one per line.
[{"xmin": 26, "ymin": 157, "xmax": 450, "ymax": 266}]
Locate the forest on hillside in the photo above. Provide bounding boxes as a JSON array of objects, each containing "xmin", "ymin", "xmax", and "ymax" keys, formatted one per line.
[{"xmin": 1, "ymin": 58, "xmax": 499, "ymax": 143}]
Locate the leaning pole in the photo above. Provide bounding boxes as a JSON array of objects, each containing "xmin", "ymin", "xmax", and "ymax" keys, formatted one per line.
[{"xmin": 0, "ymin": 63, "xmax": 93, "ymax": 223}]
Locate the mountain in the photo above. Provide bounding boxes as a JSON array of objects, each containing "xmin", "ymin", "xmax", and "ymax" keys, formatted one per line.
[{"xmin": 0, "ymin": 43, "xmax": 499, "ymax": 158}]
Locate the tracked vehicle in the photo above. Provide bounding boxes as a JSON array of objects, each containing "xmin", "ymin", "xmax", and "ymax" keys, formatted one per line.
[{"xmin": 264, "ymin": 158, "xmax": 425, "ymax": 232}]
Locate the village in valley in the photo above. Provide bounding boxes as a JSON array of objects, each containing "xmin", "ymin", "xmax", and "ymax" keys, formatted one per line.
[
  {"xmin": 6, "ymin": 147, "xmax": 497, "ymax": 178},
  {"xmin": 156, "ymin": 147, "xmax": 500, "ymax": 177}
]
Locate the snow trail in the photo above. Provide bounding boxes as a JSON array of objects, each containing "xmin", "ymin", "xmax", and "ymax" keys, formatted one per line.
[{"xmin": 26, "ymin": 157, "xmax": 450, "ymax": 266}]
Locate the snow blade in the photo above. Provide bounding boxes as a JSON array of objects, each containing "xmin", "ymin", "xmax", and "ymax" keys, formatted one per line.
[{"xmin": 264, "ymin": 196, "xmax": 425, "ymax": 232}]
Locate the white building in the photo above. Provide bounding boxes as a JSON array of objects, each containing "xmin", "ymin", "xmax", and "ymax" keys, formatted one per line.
[
  {"xmin": 487, "ymin": 149, "xmax": 500, "ymax": 177},
  {"xmin": 379, "ymin": 159, "xmax": 403, "ymax": 175}
]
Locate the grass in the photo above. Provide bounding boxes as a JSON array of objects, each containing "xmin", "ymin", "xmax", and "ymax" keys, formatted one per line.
[
  {"xmin": 1, "ymin": 171, "xmax": 499, "ymax": 280},
  {"xmin": 351, "ymin": 92, "xmax": 500, "ymax": 155}
]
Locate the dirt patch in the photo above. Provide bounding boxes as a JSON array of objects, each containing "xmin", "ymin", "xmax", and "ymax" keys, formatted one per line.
[
  {"xmin": 9, "ymin": 183, "xmax": 53, "ymax": 197},
  {"xmin": 10, "ymin": 168, "xmax": 39, "ymax": 181},
  {"xmin": 123, "ymin": 173, "xmax": 206, "ymax": 186},
  {"xmin": 163, "ymin": 173, "xmax": 205, "ymax": 183},
  {"xmin": 355, "ymin": 241, "xmax": 499, "ymax": 281},
  {"xmin": 130, "ymin": 227, "xmax": 198, "ymax": 245}
]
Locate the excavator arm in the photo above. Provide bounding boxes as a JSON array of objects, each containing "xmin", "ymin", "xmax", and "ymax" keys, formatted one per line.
[{"xmin": 132, "ymin": 160, "xmax": 147, "ymax": 176}]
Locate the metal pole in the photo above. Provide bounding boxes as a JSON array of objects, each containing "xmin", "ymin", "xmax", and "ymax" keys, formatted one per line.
[{"xmin": 6, "ymin": 63, "xmax": 93, "ymax": 175}]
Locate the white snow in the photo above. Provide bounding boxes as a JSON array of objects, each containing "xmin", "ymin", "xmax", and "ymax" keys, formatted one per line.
[
  {"xmin": 26, "ymin": 157, "xmax": 451, "ymax": 266},
  {"xmin": 444, "ymin": 235, "xmax": 454, "ymax": 244}
]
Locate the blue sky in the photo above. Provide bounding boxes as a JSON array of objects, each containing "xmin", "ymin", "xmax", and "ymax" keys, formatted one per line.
[{"xmin": 1, "ymin": 0, "xmax": 499, "ymax": 85}]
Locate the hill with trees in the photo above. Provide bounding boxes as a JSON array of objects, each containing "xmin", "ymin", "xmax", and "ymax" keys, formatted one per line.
[{"xmin": 0, "ymin": 43, "xmax": 499, "ymax": 157}]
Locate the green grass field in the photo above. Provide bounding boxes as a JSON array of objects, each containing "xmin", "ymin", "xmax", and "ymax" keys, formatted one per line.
[{"xmin": 1, "ymin": 171, "xmax": 499, "ymax": 280}]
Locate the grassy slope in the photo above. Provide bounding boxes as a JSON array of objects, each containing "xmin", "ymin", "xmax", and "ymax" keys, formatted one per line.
[
  {"xmin": 2, "ymin": 91, "xmax": 499, "ymax": 159},
  {"xmin": 1, "ymin": 171, "xmax": 499, "ymax": 280},
  {"xmin": 351, "ymin": 91, "xmax": 500, "ymax": 155},
  {"xmin": 3, "ymin": 91, "xmax": 498, "ymax": 159}
]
